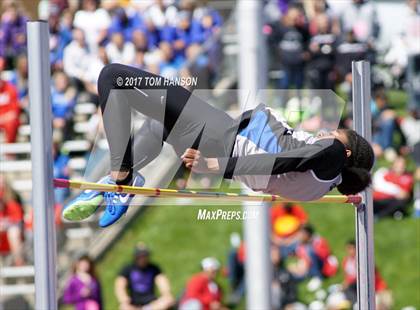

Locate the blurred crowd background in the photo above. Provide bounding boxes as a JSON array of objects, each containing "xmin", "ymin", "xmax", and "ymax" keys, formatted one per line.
[{"xmin": 0, "ymin": 0, "xmax": 419, "ymax": 309}]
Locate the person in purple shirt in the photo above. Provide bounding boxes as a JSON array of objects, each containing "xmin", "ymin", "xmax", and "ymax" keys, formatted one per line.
[
  {"xmin": 63, "ymin": 255, "xmax": 103, "ymax": 310},
  {"xmin": 115, "ymin": 243, "xmax": 174, "ymax": 309},
  {"xmin": 0, "ymin": 2, "xmax": 28, "ymax": 66}
]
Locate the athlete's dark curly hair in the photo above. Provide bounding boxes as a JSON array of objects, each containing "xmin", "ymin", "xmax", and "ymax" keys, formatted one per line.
[{"xmin": 337, "ymin": 129, "xmax": 375, "ymax": 195}]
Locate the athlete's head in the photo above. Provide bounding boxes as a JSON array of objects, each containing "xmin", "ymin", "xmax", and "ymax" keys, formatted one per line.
[{"xmin": 332, "ymin": 129, "xmax": 375, "ymax": 195}]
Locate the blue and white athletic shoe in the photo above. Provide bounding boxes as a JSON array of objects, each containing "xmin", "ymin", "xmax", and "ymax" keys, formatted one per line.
[
  {"xmin": 62, "ymin": 175, "xmax": 113, "ymax": 221},
  {"xmin": 99, "ymin": 172, "xmax": 145, "ymax": 228}
]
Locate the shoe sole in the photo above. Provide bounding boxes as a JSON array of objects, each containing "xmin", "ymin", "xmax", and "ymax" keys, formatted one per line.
[{"xmin": 63, "ymin": 195, "xmax": 103, "ymax": 221}]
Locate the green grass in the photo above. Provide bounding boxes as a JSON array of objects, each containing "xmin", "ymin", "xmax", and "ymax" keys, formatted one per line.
[
  {"xmin": 96, "ymin": 204, "xmax": 243, "ymax": 310},
  {"xmin": 96, "ymin": 201, "xmax": 420, "ymax": 309}
]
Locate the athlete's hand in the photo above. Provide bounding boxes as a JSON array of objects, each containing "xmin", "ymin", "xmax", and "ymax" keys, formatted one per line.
[
  {"xmin": 181, "ymin": 149, "xmax": 219, "ymax": 173},
  {"xmin": 181, "ymin": 148, "xmax": 207, "ymax": 172}
]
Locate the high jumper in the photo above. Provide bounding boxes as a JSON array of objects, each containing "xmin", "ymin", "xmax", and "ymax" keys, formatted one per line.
[{"xmin": 62, "ymin": 63, "xmax": 374, "ymax": 227}]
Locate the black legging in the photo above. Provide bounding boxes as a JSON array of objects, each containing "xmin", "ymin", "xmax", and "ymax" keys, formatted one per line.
[{"xmin": 97, "ymin": 63, "xmax": 237, "ymax": 172}]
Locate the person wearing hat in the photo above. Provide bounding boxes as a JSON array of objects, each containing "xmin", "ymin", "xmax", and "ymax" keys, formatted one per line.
[
  {"xmin": 115, "ymin": 243, "xmax": 174, "ymax": 310},
  {"xmin": 180, "ymin": 257, "xmax": 227, "ymax": 310}
]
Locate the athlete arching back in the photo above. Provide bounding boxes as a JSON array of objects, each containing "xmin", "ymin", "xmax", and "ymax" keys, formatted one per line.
[{"xmin": 63, "ymin": 64, "xmax": 374, "ymax": 227}]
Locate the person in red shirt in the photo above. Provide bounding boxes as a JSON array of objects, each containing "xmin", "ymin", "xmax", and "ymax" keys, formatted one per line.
[
  {"xmin": 271, "ymin": 203, "xmax": 308, "ymax": 246},
  {"xmin": 180, "ymin": 257, "xmax": 226, "ymax": 310},
  {"xmin": 373, "ymin": 156, "xmax": 414, "ymax": 218},
  {"xmin": 342, "ymin": 240, "xmax": 393, "ymax": 309},
  {"xmin": 0, "ymin": 78, "xmax": 20, "ymax": 143},
  {"xmin": 288, "ymin": 224, "xmax": 338, "ymax": 280},
  {"xmin": 0, "ymin": 175, "xmax": 24, "ymax": 265}
]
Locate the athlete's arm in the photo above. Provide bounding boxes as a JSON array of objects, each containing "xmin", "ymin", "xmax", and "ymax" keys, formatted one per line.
[
  {"xmin": 221, "ymin": 139, "xmax": 347, "ymax": 180},
  {"xmin": 182, "ymin": 139, "xmax": 347, "ymax": 180}
]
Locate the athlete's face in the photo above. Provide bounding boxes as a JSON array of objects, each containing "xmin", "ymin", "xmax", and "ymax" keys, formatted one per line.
[{"xmin": 317, "ymin": 129, "xmax": 352, "ymax": 158}]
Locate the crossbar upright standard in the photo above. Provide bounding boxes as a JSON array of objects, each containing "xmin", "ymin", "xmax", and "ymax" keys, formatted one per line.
[
  {"xmin": 27, "ymin": 21, "xmax": 57, "ymax": 310},
  {"xmin": 352, "ymin": 61, "xmax": 376, "ymax": 309}
]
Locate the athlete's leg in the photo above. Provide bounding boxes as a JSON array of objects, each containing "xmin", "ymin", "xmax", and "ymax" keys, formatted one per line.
[
  {"xmin": 132, "ymin": 119, "xmax": 168, "ymax": 171},
  {"xmin": 62, "ymin": 118, "xmax": 165, "ymax": 223},
  {"xmin": 97, "ymin": 63, "xmax": 235, "ymax": 182}
]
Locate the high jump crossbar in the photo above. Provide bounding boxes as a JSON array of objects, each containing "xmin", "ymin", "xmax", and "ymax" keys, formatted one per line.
[{"xmin": 53, "ymin": 178, "xmax": 362, "ymax": 204}]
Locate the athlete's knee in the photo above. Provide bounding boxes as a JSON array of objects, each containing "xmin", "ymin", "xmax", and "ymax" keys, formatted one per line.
[
  {"xmin": 98, "ymin": 63, "xmax": 122, "ymax": 87},
  {"xmin": 97, "ymin": 64, "xmax": 123, "ymax": 110}
]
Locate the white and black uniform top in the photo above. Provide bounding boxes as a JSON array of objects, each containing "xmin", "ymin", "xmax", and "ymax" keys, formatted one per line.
[{"xmin": 219, "ymin": 104, "xmax": 347, "ymax": 201}]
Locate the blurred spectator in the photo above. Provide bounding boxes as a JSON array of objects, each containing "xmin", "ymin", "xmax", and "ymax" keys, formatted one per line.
[
  {"xmin": 53, "ymin": 141, "xmax": 71, "ymax": 205},
  {"xmin": 193, "ymin": 4, "xmax": 223, "ymax": 30},
  {"xmin": 271, "ymin": 243, "xmax": 300, "ymax": 309},
  {"xmin": 307, "ymin": 14, "xmax": 337, "ymax": 89},
  {"xmin": 63, "ymin": 254, "xmax": 103, "ymax": 310},
  {"xmin": 287, "ymin": 224, "xmax": 338, "ymax": 280},
  {"xmin": 340, "ymin": 0, "xmax": 380, "ymax": 44},
  {"xmin": 49, "ymin": 8, "xmax": 73, "ymax": 70},
  {"xmin": 0, "ymin": 175, "xmax": 24, "ymax": 266},
  {"xmin": 141, "ymin": 15, "xmax": 162, "ymax": 51},
  {"xmin": 335, "ymin": 30, "xmax": 369, "ymax": 85},
  {"xmin": 180, "ymin": 257, "xmax": 226, "ymax": 310},
  {"xmin": 108, "ymin": 7, "xmax": 143, "ymax": 42},
  {"xmin": 373, "ymin": 156, "xmax": 414, "ymax": 219},
  {"xmin": 400, "ymin": 110, "xmax": 420, "ymax": 217},
  {"xmin": 161, "ymin": 11, "xmax": 195, "ymax": 58},
  {"xmin": 115, "ymin": 243, "xmax": 174, "ymax": 310},
  {"xmin": 7, "ymin": 53, "xmax": 28, "ymax": 114},
  {"xmin": 73, "ymin": 0, "xmax": 110, "ymax": 54},
  {"xmin": 51, "ymin": 70, "xmax": 77, "ymax": 131},
  {"xmin": 63, "ymin": 28, "xmax": 91, "ymax": 88},
  {"xmin": 384, "ymin": 0, "xmax": 420, "ymax": 84},
  {"xmin": 158, "ymin": 41, "xmax": 184, "ymax": 78},
  {"xmin": 131, "ymin": 29, "xmax": 150, "ymax": 52},
  {"xmin": 144, "ymin": 0, "xmax": 178, "ymax": 29},
  {"xmin": 371, "ymin": 88, "xmax": 404, "ymax": 157},
  {"xmin": 106, "ymin": 32, "xmax": 136, "ymax": 65},
  {"xmin": 226, "ymin": 233, "xmax": 245, "ymax": 306},
  {"xmin": 85, "ymin": 46, "xmax": 109, "ymax": 97},
  {"xmin": 191, "ymin": 8, "xmax": 222, "ymax": 45},
  {"xmin": 305, "ymin": 0, "xmax": 340, "ymax": 35},
  {"xmin": 269, "ymin": 6, "xmax": 309, "ymax": 90},
  {"xmin": 180, "ymin": 44, "xmax": 210, "ymax": 89},
  {"xmin": 342, "ymin": 240, "xmax": 393, "ymax": 309},
  {"xmin": 0, "ymin": 1, "xmax": 28, "ymax": 69},
  {"xmin": 133, "ymin": 50, "xmax": 146, "ymax": 70},
  {"xmin": 271, "ymin": 203, "xmax": 307, "ymax": 258},
  {"xmin": 0, "ymin": 78, "xmax": 20, "ymax": 143}
]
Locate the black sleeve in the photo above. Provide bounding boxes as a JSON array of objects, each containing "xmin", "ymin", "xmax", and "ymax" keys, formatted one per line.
[
  {"xmin": 219, "ymin": 139, "xmax": 346, "ymax": 180},
  {"xmin": 119, "ymin": 265, "xmax": 131, "ymax": 279},
  {"xmin": 151, "ymin": 264, "xmax": 162, "ymax": 277}
]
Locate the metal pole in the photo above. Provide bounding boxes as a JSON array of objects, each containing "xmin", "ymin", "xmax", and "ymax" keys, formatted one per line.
[
  {"xmin": 27, "ymin": 20, "xmax": 57, "ymax": 310},
  {"xmin": 237, "ymin": 1, "xmax": 271, "ymax": 309},
  {"xmin": 352, "ymin": 61, "xmax": 376, "ymax": 310}
]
